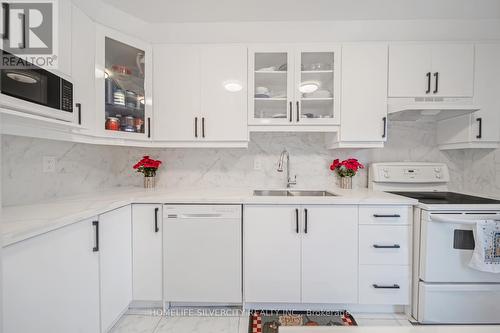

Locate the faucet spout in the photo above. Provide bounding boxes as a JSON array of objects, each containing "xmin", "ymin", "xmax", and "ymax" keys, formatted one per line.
[{"xmin": 277, "ymin": 149, "xmax": 297, "ymax": 188}]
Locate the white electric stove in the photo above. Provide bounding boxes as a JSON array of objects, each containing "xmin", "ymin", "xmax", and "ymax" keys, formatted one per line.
[{"xmin": 369, "ymin": 162, "xmax": 500, "ymax": 325}]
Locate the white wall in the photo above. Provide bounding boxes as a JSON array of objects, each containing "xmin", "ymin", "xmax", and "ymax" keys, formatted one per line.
[{"xmin": 1, "ymin": 121, "xmax": 473, "ymax": 206}]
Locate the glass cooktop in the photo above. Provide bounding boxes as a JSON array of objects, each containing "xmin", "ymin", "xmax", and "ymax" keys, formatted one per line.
[{"xmin": 388, "ymin": 191, "xmax": 500, "ymax": 205}]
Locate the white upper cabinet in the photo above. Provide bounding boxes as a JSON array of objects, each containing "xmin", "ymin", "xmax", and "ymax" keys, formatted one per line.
[
  {"xmin": 95, "ymin": 25, "xmax": 153, "ymax": 140},
  {"xmin": 437, "ymin": 44, "xmax": 500, "ymax": 149},
  {"xmin": 248, "ymin": 44, "xmax": 340, "ymax": 129},
  {"xmin": 154, "ymin": 44, "xmax": 248, "ymax": 145},
  {"xmin": 200, "ymin": 46, "xmax": 248, "ymax": 142},
  {"xmin": 389, "ymin": 43, "xmax": 474, "ymax": 98},
  {"xmin": 71, "ymin": 4, "xmax": 95, "ymax": 128},
  {"xmin": 331, "ymin": 43, "xmax": 388, "ymax": 148},
  {"xmin": 57, "ymin": 0, "xmax": 72, "ymax": 78},
  {"xmin": 154, "ymin": 45, "xmax": 200, "ymax": 142}
]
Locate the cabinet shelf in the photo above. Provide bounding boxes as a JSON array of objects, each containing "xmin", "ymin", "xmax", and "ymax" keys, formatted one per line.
[
  {"xmin": 106, "ymin": 103, "xmax": 145, "ymax": 117},
  {"xmin": 301, "ymin": 70, "xmax": 333, "ymax": 74},
  {"xmin": 301, "ymin": 98, "xmax": 333, "ymax": 101},
  {"xmin": 255, "ymin": 70, "xmax": 287, "ymax": 74},
  {"xmin": 254, "ymin": 97, "xmax": 287, "ymax": 101}
]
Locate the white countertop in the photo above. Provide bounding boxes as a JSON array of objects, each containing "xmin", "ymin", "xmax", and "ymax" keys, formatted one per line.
[
  {"xmin": 281, "ymin": 326, "xmax": 500, "ymax": 333},
  {"xmin": 1, "ymin": 187, "xmax": 416, "ymax": 246}
]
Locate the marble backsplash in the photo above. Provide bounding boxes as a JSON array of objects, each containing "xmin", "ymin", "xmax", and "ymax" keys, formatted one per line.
[{"xmin": 2, "ymin": 121, "xmax": 499, "ymax": 206}]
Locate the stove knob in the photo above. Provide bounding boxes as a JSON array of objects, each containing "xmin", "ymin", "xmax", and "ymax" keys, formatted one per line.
[
  {"xmin": 436, "ymin": 174, "xmax": 442, "ymax": 179},
  {"xmin": 384, "ymin": 173, "xmax": 390, "ymax": 179},
  {"xmin": 435, "ymin": 168, "xmax": 441, "ymax": 173}
]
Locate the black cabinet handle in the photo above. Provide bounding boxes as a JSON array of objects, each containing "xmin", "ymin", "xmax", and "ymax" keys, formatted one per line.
[
  {"xmin": 154, "ymin": 207, "xmax": 159, "ymax": 233},
  {"xmin": 476, "ymin": 117, "xmax": 482, "ymax": 139},
  {"xmin": 382, "ymin": 117, "xmax": 387, "ymax": 138},
  {"xmin": 304, "ymin": 208, "xmax": 308, "ymax": 234},
  {"xmin": 425, "ymin": 72, "xmax": 431, "ymax": 94},
  {"xmin": 194, "ymin": 117, "xmax": 198, "ymax": 138},
  {"xmin": 373, "ymin": 214, "xmax": 401, "ymax": 218},
  {"xmin": 202, "ymin": 117, "xmax": 205, "ymax": 138},
  {"xmin": 296, "ymin": 101, "xmax": 300, "ymax": 122},
  {"xmin": 373, "ymin": 244, "xmax": 401, "ymax": 249},
  {"xmin": 289, "ymin": 102, "xmax": 292, "ymax": 122},
  {"xmin": 373, "ymin": 284, "xmax": 400, "ymax": 289},
  {"xmin": 19, "ymin": 13, "xmax": 26, "ymax": 49},
  {"xmin": 92, "ymin": 221, "xmax": 99, "ymax": 252},
  {"xmin": 76, "ymin": 103, "xmax": 82, "ymax": 125},
  {"xmin": 147, "ymin": 117, "xmax": 151, "ymax": 138},
  {"xmin": 295, "ymin": 208, "xmax": 299, "ymax": 234},
  {"xmin": 433, "ymin": 72, "xmax": 439, "ymax": 94},
  {"xmin": 2, "ymin": 3, "xmax": 10, "ymax": 40}
]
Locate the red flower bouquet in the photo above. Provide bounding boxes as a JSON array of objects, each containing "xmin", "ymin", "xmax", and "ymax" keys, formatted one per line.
[
  {"xmin": 330, "ymin": 158, "xmax": 364, "ymax": 178},
  {"xmin": 133, "ymin": 156, "xmax": 162, "ymax": 177}
]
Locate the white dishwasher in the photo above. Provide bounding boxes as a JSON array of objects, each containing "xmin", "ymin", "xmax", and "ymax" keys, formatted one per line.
[{"xmin": 163, "ymin": 205, "xmax": 242, "ymax": 304}]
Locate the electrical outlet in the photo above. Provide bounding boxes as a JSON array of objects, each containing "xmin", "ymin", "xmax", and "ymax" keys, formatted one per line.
[
  {"xmin": 43, "ymin": 156, "xmax": 56, "ymax": 173},
  {"xmin": 253, "ymin": 158, "xmax": 262, "ymax": 170}
]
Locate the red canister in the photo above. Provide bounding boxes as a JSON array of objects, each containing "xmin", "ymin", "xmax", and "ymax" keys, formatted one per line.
[{"xmin": 105, "ymin": 117, "xmax": 120, "ymax": 131}]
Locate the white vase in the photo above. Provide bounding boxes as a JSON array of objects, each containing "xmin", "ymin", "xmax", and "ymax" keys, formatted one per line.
[
  {"xmin": 340, "ymin": 176, "xmax": 353, "ymax": 189},
  {"xmin": 144, "ymin": 175, "xmax": 156, "ymax": 189}
]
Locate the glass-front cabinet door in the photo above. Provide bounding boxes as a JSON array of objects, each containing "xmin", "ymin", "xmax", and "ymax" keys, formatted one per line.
[
  {"xmin": 295, "ymin": 46, "xmax": 340, "ymax": 125},
  {"xmin": 96, "ymin": 26, "xmax": 152, "ymax": 139},
  {"xmin": 249, "ymin": 47, "xmax": 294, "ymax": 125},
  {"xmin": 249, "ymin": 45, "xmax": 340, "ymax": 127}
]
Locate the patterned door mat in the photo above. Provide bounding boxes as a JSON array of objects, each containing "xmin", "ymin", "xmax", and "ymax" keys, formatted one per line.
[{"xmin": 249, "ymin": 310, "xmax": 357, "ymax": 333}]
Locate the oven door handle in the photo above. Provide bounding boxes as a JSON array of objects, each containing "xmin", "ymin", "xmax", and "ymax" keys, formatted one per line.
[{"xmin": 429, "ymin": 214, "xmax": 500, "ymax": 224}]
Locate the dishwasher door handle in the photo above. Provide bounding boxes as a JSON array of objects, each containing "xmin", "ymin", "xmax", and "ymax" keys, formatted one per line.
[{"xmin": 175, "ymin": 213, "xmax": 224, "ymax": 219}]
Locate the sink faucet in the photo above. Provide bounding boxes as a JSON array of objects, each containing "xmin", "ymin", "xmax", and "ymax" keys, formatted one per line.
[{"xmin": 277, "ymin": 149, "xmax": 297, "ymax": 188}]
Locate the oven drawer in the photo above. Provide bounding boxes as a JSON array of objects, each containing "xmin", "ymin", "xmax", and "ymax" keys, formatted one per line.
[
  {"xmin": 417, "ymin": 282, "xmax": 500, "ymax": 324},
  {"xmin": 359, "ymin": 206, "xmax": 410, "ymax": 225},
  {"xmin": 359, "ymin": 225, "xmax": 409, "ymax": 265},
  {"xmin": 359, "ymin": 265, "xmax": 410, "ymax": 305}
]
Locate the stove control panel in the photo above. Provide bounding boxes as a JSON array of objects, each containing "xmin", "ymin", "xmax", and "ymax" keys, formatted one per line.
[{"xmin": 370, "ymin": 162, "xmax": 450, "ymax": 184}]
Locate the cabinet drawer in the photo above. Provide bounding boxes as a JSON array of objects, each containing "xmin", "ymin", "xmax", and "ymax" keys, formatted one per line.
[
  {"xmin": 359, "ymin": 225, "xmax": 409, "ymax": 265},
  {"xmin": 359, "ymin": 206, "xmax": 410, "ymax": 225},
  {"xmin": 359, "ymin": 265, "xmax": 410, "ymax": 305}
]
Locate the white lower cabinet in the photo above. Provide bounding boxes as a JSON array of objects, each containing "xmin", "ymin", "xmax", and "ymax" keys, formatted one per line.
[
  {"xmin": 358, "ymin": 205, "xmax": 411, "ymax": 305},
  {"xmin": 99, "ymin": 205, "xmax": 133, "ymax": 332},
  {"xmin": 3, "ymin": 218, "xmax": 101, "ymax": 333},
  {"xmin": 244, "ymin": 205, "xmax": 302, "ymax": 303},
  {"xmin": 359, "ymin": 265, "xmax": 410, "ymax": 305},
  {"xmin": 132, "ymin": 204, "xmax": 163, "ymax": 303},
  {"xmin": 244, "ymin": 205, "xmax": 358, "ymax": 304},
  {"xmin": 301, "ymin": 206, "xmax": 358, "ymax": 303}
]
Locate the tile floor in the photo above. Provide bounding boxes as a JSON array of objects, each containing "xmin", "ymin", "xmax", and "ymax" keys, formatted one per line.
[{"xmin": 110, "ymin": 310, "xmax": 409, "ymax": 333}]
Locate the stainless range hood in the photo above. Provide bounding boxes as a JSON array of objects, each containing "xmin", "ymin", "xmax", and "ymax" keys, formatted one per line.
[{"xmin": 388, "ymin": 98, "xmax": 480, "ymax": 121}]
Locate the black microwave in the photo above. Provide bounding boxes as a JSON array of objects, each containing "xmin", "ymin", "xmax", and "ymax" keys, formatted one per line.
[{"xmin": 0, "ymin": 51, "xmax": 73, "ymax": 115}]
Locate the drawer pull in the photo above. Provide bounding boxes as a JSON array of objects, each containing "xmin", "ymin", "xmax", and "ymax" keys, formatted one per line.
[
  {"xmin": 373, "ymin": 284, "xmax": 400, "ymax": 289},
  {"xmin": 373, "ymin": 214, "xmax": 401, "ymax": 218},
  {"xmin": 373, "ymin": 244, "xmax": 401, "ymax": 249}
]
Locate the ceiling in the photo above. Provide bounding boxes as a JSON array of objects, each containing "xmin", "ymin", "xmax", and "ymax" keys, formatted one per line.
[{"xmin": 100, "ymin": 0, "xmax": 500, "ymax": 23}]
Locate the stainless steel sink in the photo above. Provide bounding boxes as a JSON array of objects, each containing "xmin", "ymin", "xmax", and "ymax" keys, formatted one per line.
[
  {"xmin": 287, "ymin": 190, "xmax": 336, "ymax": 197},
  {"xmin": 253, "ymin": 190, "xmax": 337, "ymax": 197},
  {"xmin": 253, "ymin": 190, "xmax": 292, "ymax": 196}
]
